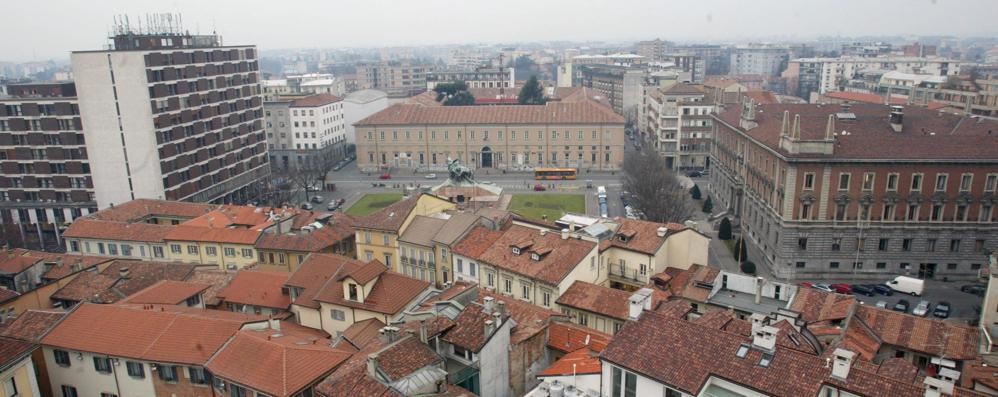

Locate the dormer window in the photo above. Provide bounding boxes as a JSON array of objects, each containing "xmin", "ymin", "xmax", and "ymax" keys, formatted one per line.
[
  {"xmin": 512, "ymin": 247, "xmax": 521, "ymax": 255},
  {"xmin": 348, "ymin": 283, "xmax": 359, "ymax": 301},
  {"xmin": 617, "ymin": 235, "xmax": 628, "ymax": 243},
  {"xmin": 530, "ymin": 253, "xmax": 541, "ymax": 261}
]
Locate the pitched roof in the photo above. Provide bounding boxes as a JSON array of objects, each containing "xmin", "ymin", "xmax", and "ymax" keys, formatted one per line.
[
  {"xmin": 716, "ymin": 103, "xmax": 998, "ymax": 160},
  {"xmin": 0, "ymin": 288, "xmax": 17, "ymax": 303},
  {"xmin": 81, "ymin": 199, "xmax": 215, "ymax": 222},
  {"xmin": 314, "ymin": 337, "xmax": 399, "ymax": 397},
  {"xmin": 340, "ymin": 318, "xmax": 386, "ymax": 349},
  {"xmin": 546, "ymin": 321, "xmax": 611, "ymax": 354},
  {"xmin": 286, "ymin": 254, "xmax": 367, "ymax": 309},
  {"xmin": 217, "ymin": 270, "xmax": 292, "ymax": 309},
  {"xmin": 441, "ymin": 303, "xmax": 495, "ymax": 351},
  {"xmin": 63, "ymin": 218, "xmax": 174, "ymax": 242},
  {"xmin": 0, "ymin": 310, "xmax": 66, "ymax": 342},
  {"xmin": 823, "ymin": 91, "xmax": 906, "ymax": 105},
  {"xmin": 789, "ymin": 287, "xmax": 856, "ymax": 323},
  {"xmin": 356, "ymin": 101, "xmax": 624, "ymax": 126},
  {"xmin": 50, "ymin": 260, "xmax": 197, "ymax": 304},
  {"xmin": 339, "ymin": 260, "xmax": 387, "ymax": 285},
  {"xmin": 164, "ymin": 225, "xmax": 262, "ymax": 245},
  {"xmin": 352, "ymin": 196, "xmax": 418, "ymax": 232},
  {"xmin": 187, "ymin": 270, "xmax": 236, "ymax": 306},
  {"xmin": 397, "ymin": 216, "xmax": 448, "ymax": 247},
  {"xmin": 451, "ymin": 225, "xmax": 503, "ymax": 259},
  {"xmin": 597, "ymin": 219, "xmax": 683, "ymax": 255},
  {"xmin": 660, "ymin": 83, "xmax": 705, "ymax": 95},
  {"xmin": 36, "ymin": 253, "xmax": 111, "ymax": 280},
  {"xmin": 120, "ymin": 280, "xmax": 210, "ymax": 305},
  {"xmin": 290, "ymin": 94, "xmax": 342, "ymax": 107},
  {"xmin": 41, "ymin": 304, "xmax": 263, "ymax": 365},
  {"xmin": 206, "ymin": 328, "xmax": 351, "ymax": 397},
  {"xmin": 480, "ymin": 290, "xmax": 562, "ymax": 344},
  {"xmin": 850, "ymin": 305, "xmax": 979, "ymax": 360},
  {"xmin": 556, "ymin": 281, "xmax": 635, "ymax": 320},
  {"xmin": 466, "ymin": 224, "xmax": 595, "ymax": 285},
  {"xmin": 538, "ymin": 347, "xmax": 602, "ymax": 377},
  {"xmin": 0, "ymin": 336, "xmax": 35, "ymax": 369},
  {"xmin": 315, "ymin": 270, "xmax": 428, "ymax": 315},
  {"xmin": 255, "ymin": 213, "xmax": 355, "ymax": 252},
  {"xmin": 651, "ymin": 264, "xmax": 720, "ymax": 302},
  {"xmin": 0, "ymin": 249, "xmax": 42, "ymax": 274},
  {"xmin": 375, "ymin": 336, "xmax": 443, "ymax": 381}
]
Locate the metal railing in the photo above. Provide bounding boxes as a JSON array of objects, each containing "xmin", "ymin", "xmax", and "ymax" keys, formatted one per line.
[{"xmin": 608, "ymin": 263, "xmax": 645, "ymax": 283}]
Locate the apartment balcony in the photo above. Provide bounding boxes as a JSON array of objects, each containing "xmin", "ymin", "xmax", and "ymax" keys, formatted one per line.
[{"xmin": 608, "ymin": 263, "xmax": 647, "ymax": 286}]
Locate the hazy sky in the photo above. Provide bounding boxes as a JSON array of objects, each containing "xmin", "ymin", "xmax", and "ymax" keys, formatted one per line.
[{"xmin": 3, "ymin": 0, "xmax": 996, "ymax": 61}]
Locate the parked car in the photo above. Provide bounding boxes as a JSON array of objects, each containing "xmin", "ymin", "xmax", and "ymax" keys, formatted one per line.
[
  {"xmin": 300, "ymin": 202, "xmax": 314, "ymax": 210},
  {"xmin": 379, "ymin": 173, "xmax": 392, "ymax": 180},
  {"xmin": 327, "ymin": 201, "xmax": 341, "ymax": 211},
  {"xmin": 310, "ymin": 195, "xmax": 324, "ymax": 203},
  {"xmin": 933, "ymin": 301, "xmax": 951, "ymax": 319},
  {"xmin": 306, "ymin": 183, "xmax": 321, "ymax": 192},
  {"xmin": 424, "ymin": 173, "xmax": 437, "ymax": 179},
  {"xmin": 893, "ymin": 299, "xmax": 910, "ymax": 313},
  {"xmin": 812, "ymin": 283, "xmax": 834, "ymax": 293},
  {"xmin": 960, "ymin": 284, "xmax": 986, "ymax": 296},
  {"xmin": 686, "ymin": 171, "xmax": 702, "ymax": 178},
  {"xmin": 829, "ymin": 283, "xmax": 852, "ymax": 294},
  {"xmin": 875, "ymin": 301, "xmax": 888, "ymax": 309},
  {"xmin": 873, "ymin": 284, "xmax": 894, "ymax": 296},
  {"xmin": 851, "ymin": 284, "xmax": 875, "ymax": 296},
  {"xmin": 533, "ymin": 184, "xmax": 547, "ymax": 191},
  {"xmin": 912, "ymin": 300, "xmax": 932, "ymax": 317}
]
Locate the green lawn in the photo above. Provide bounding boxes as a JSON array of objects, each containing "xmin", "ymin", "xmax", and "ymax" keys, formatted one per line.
[
  {"xmin": 508, "ymin": 194, "xmax": 586, "ymax": 221},
  {"xmin": 345, "ymin": 193, "xmax": 403, "ymax": 216}
]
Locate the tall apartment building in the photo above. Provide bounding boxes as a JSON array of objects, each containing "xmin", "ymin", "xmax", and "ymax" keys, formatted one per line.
[
  {"xmin": 729, "ymin": 44, "xmax": 789, "ymax": 77},
  {"xmin": 425, "ymin": 67, "xmax": 514, "ymax": 90},
  {"xmin": 264, "ymin": 94, "xmax": 346, "ymax": 170},
  {"xmin": 71, "ymin": 29, "xmax": 268, "ymax": 208},
  {"xmin": 354, "ymin": 101, "xmax": 625, "ymax": 171},
  {"xmin": 710, "ymin": 101, "xmax": 998, "ymax": 280},
  {"xmin": 0, "ymin": 82, "xmax": 96, "ymax": 250},
  {"xmin": 645, "ymin": 84, "xmax": 715, "ymax": 170},
  {"xmin": 674, "ymin": 44, "xmax": 730, "ymax": 75},
  {"xmin": 784, "ymin": 56, "xmax": 962, "ymax": 100},
  {"xmin": 636, "ymin": 39, "xmax": 674, "ymax": 62},
  {"xmin": 578, "ymin": 64, "xmax": 645, "ymax": 121},
  {"xmin": 355, "ymin": 61, "xmax": 427, "ymax": 97}
]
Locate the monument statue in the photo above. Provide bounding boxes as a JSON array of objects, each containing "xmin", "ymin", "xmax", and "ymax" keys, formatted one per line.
[{"xmin": 446, "ymin": 158, "xmax": 475, "ymax": 184}]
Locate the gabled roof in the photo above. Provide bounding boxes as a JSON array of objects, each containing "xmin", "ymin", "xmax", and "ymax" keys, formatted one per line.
[
  {"xmin": 340, "ymin": 318, "xmax": 386, "ymax": 349},
  {"xmin": 546, "ymin": 321, "xmax": 611, "ymax": 354},
  {"xmin": 120, "ymin": 280, "xmax": 210, "ymax": 305},
  {"xmin": 463, "ymin": 224, "xmax": 595, "ymax": 285},
  {"xmin": 339, "ymin": 260, "xmax": 387, "ymax": 285},
  {"xmin": 789, "ymin": 287, "xmax": 856, "ymax": 323},
  {"xmin": 255, "ymin": 212, "xmax": 355, "ymax": 252},
  {"xmin": 356, "ymin": 101, "xmax": 624, "ymax": 126},
  {"xmin": 451, "ymin": 225, "xmax": 503, "ymax": 259},
  {"xmin": 651, "ymin": 264, "xmax": 720, "ymax": 302},
  {"xmin": 164, "ymin": 225, "xmax": 262, "ymax": 245},
  {"xmin": 556, "ymin": 281, "xmax": 637, "ymax": 321},
  {"xmin": 0, "ymin": 336, "xmax": 35, "ymax": 369},
  {"xmin": 290, "ymin": 94, "xmax": 342, "ymax": 107},
  {"xmin": 0, "ymin": 249, "xmax": 42, "ymax": 274},
  {"xmin": 0, "ymin": 310, "xmax": 66, "ymax": 342},
  {"xmin": 850, "ymin": 305, "xmax": 979, "ymax": 360},
  {"xmin": 217, "ymin": 270, "xmax": 292, "ymax": 310},
  {"xmin": 50, "ymin": 260, "xmax": 197, "ymax": 304},
  {"xmin": 315, "ymin": 270, "xmax": 428, "ymax": 315},
  {"xmin": 206, "ymin": 327, "xmax": 351, "ymax": 397},
  {"xmin": 441, "ymin": 303, "xmax": 496, "ymax": 352},
  {"xmin": 41, "ymin": 304, "xmax": 264, "ymax": 365},
  {"xmin": 352, "ymin": 196, "xmax": 419, "ymax": 232},
  {"xmin": 80, "ymin": 199, "xmax": 215, "ymax": 223},
  {"xmin": 375, "ymin": 336, "xmax": 443, "ymax": 382},
  {"xmin": 187, "ymin": 270, "xmax": 236, "ymax": 307},
  {"xmin": 63, "ymin": 218, "xmax": 174, "ymax": 243},
  {"xmin": 538, "ymin": 348, "xmax": 602, "ymax": 377},
  {"xmin": 597, "ymin": 219, "xmax": 684, "ymax": 255},
  {"xmin": 286, "ymin": 254, "xmax": 367, "ymax": 309}
]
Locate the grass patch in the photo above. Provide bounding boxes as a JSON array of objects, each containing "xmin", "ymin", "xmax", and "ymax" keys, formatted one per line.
[
  {"xmin": 346, "ymin": 193, "xmax": 403, "ymax": 216},
  {"xmin": 508, "ymin": 194, "xmax": 585, "ymax": 221}
]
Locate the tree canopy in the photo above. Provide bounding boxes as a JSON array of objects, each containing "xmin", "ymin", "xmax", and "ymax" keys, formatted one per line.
[
  {"xmin": 443, "ymin": 91, "xmax": 476, "ymax": 106},
  {"xmin": 621, "ymin": 147, "xmax": 695, "ymax": 223},
  {"xmin": 518, "ymin": 76, "xmax": 546, "ymax": 105},
  {"xmin": 433, "ymin": 80, "xmax": 470, "ymax": 102}
]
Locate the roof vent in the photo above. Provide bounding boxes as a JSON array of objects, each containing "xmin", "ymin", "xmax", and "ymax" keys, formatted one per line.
[
  {"xmin": 656, "ymin": 227, "xmax": 668, "ymax": 237},
  {"xmin": 831, "ymin": 348, "xmax": 856, "ymax": 380},
  {"xmin": 119, "ymin": 267, "xmax": 130, "ymax": 279}
]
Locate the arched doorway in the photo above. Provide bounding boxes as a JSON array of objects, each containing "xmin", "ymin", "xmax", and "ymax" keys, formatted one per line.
[{"xmin": 480, "ymin": 146, "xmax": 493, "ymax": 168}]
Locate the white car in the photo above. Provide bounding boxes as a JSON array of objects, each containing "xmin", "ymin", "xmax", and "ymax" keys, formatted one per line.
[
  {"xmin": 424, "ymin": 173, "xmax": 437, "ymax": 179},
  {"xmin": 812, "ymin": 283, "xmax": 834, "ymax": 293},
  {"xmin": 911, "ymin": 300, "xmax": 931, "ymax": 317}
]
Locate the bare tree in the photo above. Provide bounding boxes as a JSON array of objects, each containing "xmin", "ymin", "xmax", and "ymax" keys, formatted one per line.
[
  {"xmin": 621, "ymin": 147, "xmax": 695, "ymax": 223},
  {"xmin": 289, "ymin": 153, "xmax": 338, "ymax": 202}
]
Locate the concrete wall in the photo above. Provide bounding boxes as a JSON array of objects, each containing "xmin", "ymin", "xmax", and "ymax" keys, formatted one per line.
[
  {"xmin": 663, "ymin": 230, "xmax": 710, "ymax": 271},
  {"xmin": 479, "ymin": 317, "xmax": 513, "ymax": 397},
  {"xmin": 601, "ymin": 360, "xmax": 681, "ymax": 397},
  {"xmin": 343, "ymin": 91, "xmax": 389, "ymax": 145}
]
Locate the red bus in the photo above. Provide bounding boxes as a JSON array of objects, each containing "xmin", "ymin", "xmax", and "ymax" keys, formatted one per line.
[{"xmin": 534, "ymin": 168, "xmax": 577, "ymax": 180}]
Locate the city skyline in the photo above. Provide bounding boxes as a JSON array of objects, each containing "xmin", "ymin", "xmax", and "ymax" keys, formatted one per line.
[{"xmin": 2, "ymin": 0, "xmax": 997, "ymax": 61}]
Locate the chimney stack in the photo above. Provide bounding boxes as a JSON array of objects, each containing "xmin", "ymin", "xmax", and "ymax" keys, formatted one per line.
[
  {"xmin": 628, "ymin": 288, "xmax": 653, "ymax": 320},
  {"xmin": 889, "ymin": 105, "xmax": 904, "ymax": 132},
  {"xmin": 561, "ymin": 228, "xmax": 569, "ymax": 240},
  {"xmin": 540, "ymin": 229, "xmax": 547, "ymax": 237},
  {"xmin": 496, "ymin": 300, "xmax": 506, "ymax": 318},
  {"xmin": 418, "ymin": 320, "xmax": 428, "ymax": 344},
  {"xmin": 483, "ymin": 296, "xmax": 495, "ymax": 314},
  {"xmin": 367, "ymin": 353, "xmax": 380, "ymax": 379},
  {"xmin": 830, "ymin": 348, "xmax": 856, "ymax": 380},
  {"xmin": 656, "ymin": 227, "xmax": 668, "ymax": 237},
  {"xmin": 749, "ymin": 313, "xmax": 768, "ymax": 334},
  {"xmin": 118, "ymin": 267, "xmax": 130, "ymax": 279},
  {"xmin": 484, "ymin": 319, "xmax": 495, "ymax": 336},
  {"xmin": 268, "ymin": 316, "xmax": 280, "ymax": 331},
  {"xmin": 752, "ymin": 325, "xmax": 779, "ymax": 352},
  {"xmin": 755, "ymin": 276, "xmax": 764, "ymax": 305}
]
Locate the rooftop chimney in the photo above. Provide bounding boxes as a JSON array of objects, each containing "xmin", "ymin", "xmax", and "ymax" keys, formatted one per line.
[
  {"xmin": 752, "ymin": 325, "xmax": 779, "ymax": 352},
  {"xmin": 754, "ymin": 276, "xmax": 764, "ymax": 305},
  {"xmin": 540, "ymin": 229, "xmax": 547, "ymax": 237},
  {"xmin": 118, "ymin": 267, "xmax": 130, "ymax": 279},
  {"xmin": 367, "ymin": 353, "xmax": 380, "ymax": 379},
  {"xmin": 496, "ymin": 300, "xmax": 506, "ymax": 318},
  {"xmin": 889, "ymin": 105, "xmax": 904, "ymax": 132},
  {"xmin": 268, "ymin": 317, "xmax": 281, "ymax": 331},
  {"xmin": 656, "ymin": 227, "xmax": 668, "ymax": 237},
  {"xmin": 484, "ymin": 319, "xmax": 495, "ymax": 336},
  {"xmin": 628, "ymin": 288, "xmax": 653, "ymax": 320},
  {"xmin": 483, "ymin": 296, "xmax": 495, "ymax": 314},
  {"xmin": 831, "ymin": 348, "xmax": 856, "ymax": 380},
  {"xmin": 749, "ymin": 313, "xmax": 768, "ymax": 334},
  {"xmin": 561, "ymin": 228, "xmax": 569, "ymax": 240},
  {"xmin": 418, "ymin": 320, "xmax": 428, "ymax": 344}
]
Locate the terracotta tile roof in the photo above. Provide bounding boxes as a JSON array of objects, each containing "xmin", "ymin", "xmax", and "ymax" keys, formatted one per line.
[
  {"xmin": 851, "ymin": 305, "xmax": 979, "ymax": 360},
  {"xmin": 0, "ymin": 310, "xmax": 66, "ymax": 342},
  {"xmin": 652, "ymin": 264, "xmax": 720, "ymax": 302},
  {"xmin": 479, "ymin": 290, "xmax": 563, "ymax": 344},
  {"xmin": 341, "ymin": 318, "xmax": 385, "ymax": 349},
  {"xmin": 255, "ymin": 213, "xmax": 355, "ymax": 252},
  {"xmin": 546, "ymin": 322, "xmax": 611, "ymax": 354},
  {"xmin": 206, "ymin": 328, "xmax": 351, "ymax": 397},
  {"xmin": 63, "ymin": 218, "xmax": 174, "ymax": 242},
  {"xmin": 164, "ymin": 225, "xmax": 262, "ymax": 245},
  {"xmin": 654, "ymin": 299, "xmax": 693, "ymax": 319},
  {"xmin": 789, "ymin": 288, "xmax": 856, "ymax": 323},
  {"xmin": 286, "ymin": 254, "xmax": 367, "ymax": 309},
  {"xmin": 50, "ymin": 260, "xmax": 197, "ymax": 304},
  {"xmin": 0, "ymin": 336, "xmax": 35, "ymax": 367},
  {"xmin": 339, "ymin": 260, "xmax": 387, "ymax": 285},
  {"xmin": 36, "ymin": 253, "xmax": 110, "ymax": 280},
  {"xmin": 823, "ymin": 91, "xmax": 906, "ymax": 105},
  {"xmin": 375, "ymin": 336, "xmax": 442, "ymax": 381},
  {"xmin": 0, "ymin": 249, "xmax": 40, "ymax": 274},
  {"xmin": 356, "ymin": 101, "xmax": 624, "ymax": 126},
  {"xmin": 352, "ymin": 196, "xmax": 418, "ymax": 232},
  {"xmin": 451, "ymin": 225, "xmax": 503, "ymax": 259},
  {"xmin": 398, "ymin": 316, "xmax": 455, "ymax": 341},
  {"xmin": 469, "ymin": 224, "xmax": 595, "ymax": 285},
  {"xmin": 41, "ymin": 304, "xmax": 264, "ymax": 365},
  {"xmin": 742, "ymin": 90, "xmax": 779, "ymax": 104},
  {"xmin": 181, "ymin": 206, "xmax": 275, "ymax": 228},
  {"xmin": 716, "ymin": 103, "xmax": 998, "ymax": 160},
  {"xmin": 597, "ymin": 219, "xmax": 683, "ymax": 255},
  {"xmin": 441, "ymin": 303, "xmax": 494, "ymax": 351},
  {"xmin": 120, "ymin": 280, "xmax": 210, "ymax": 305},
  {"xmin": 961, "ymin": 360, "xmax": 998, "ymax": 391},
  {"xmin": 316, "ymin": 269, "xmax": 429, "ymax": 315},
  {"xmin": 556, "ymin": 281, "xmax": 634, "ymax": 321},
  {"xmin": 538, "ymin": 347, "xmax": 602, "ymax": 377},
  {"xmin": 290, "ymin": 93, "xmax": 342, "ymax": 107},
  {"xmin": 0, "ymin": 288, "xmax": 17, "ymax": 303},
  {"xmin": 187, "ymin": 270, "xmax": 236, "ymax": 306},
  {"xmin": 876, "ymin": 357, "xmax": 919, "ymax": 383},
  {"xmin": 83, "ymin": 199, "xmax": 215, "ymax": 223},
  {"xmin": 314, "ymin": 336, "xmax": 399, "ymax": 397},
  {"xmin": 660, "ymin": 83, "xmax": 705, "ymax": 95},
  {"xmin": 397, "ymin": 216, "xmax": 447, "ymax": 247},
  {"xmin": 217, "ymin": 270, "xmax": 292, "ymax": 309}
]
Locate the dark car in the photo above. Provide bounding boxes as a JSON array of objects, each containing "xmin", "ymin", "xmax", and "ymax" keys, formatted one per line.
[
  {"xmin": 686, "ymin": 171, "xmax": 702, "ymax": 178},
  {"xmin": 829, "ymin": 283, "xmax": 852, "ymax": 294},
  {"xmin": 933, "ymin": 301, "xmax": 951, "ymax": 318},
  {"xmin": 960, "ymin": 284, "xmax": 986, "ymax": 296},
  {"xmin": 851, "ymin": 284, "xmax": 875, "ymax": 297},
  {"xmin": 873, "ymin": 284, "xmax": 894, "ymax": 296},
  {"xmin": 893, "ymin": 299, "xmax": 910, "ymax": 313}
]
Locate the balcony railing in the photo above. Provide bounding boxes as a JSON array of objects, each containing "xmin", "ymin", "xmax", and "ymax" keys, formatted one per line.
[{"xmin": 608, "ymin": 263, "xmax": 646, "ymax": 283}]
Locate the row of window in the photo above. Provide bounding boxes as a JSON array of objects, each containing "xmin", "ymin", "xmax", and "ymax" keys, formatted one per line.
[
  {"xmin": 793, "ymin": 261, "xmax": 983, "ymax": 271},
  {"xmin": 797, "ymin": 236, "xmax": 988, "ymax": 253},
  {"xmin": 70, "ymin": 240, "xmax": 165, "ymax": 258},
  {"xmin": 803, "ymin": 171, "xmax": 998, "ymax": 194},
  {"xmin": 169, "ymin": 244, "xmax": 254, "ymax": 258},
  {"xmin": 802, "ymin": 201, "xmax": 995, "ymax": 223},
  {"xmin": 53, "ymin": 349, "xmax": 209, "ymax": 383},
  {"xmin": 366, "ymin": 129, "xmax": 613, "ymax": 142}
]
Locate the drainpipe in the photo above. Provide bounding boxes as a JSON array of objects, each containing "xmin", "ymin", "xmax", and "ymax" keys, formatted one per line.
[{"xmin": 110, "ymin": 356, "xmax": 123, "ymax": 397}]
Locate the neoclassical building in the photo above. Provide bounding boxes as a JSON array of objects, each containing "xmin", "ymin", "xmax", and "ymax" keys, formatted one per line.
[
  {"xmin": 710, "ymin": 101, "xmax": 998, "ymax": 280},
  {"xmin": 353, "ymin": 100, "xmax": 625, "ymax": 171}
]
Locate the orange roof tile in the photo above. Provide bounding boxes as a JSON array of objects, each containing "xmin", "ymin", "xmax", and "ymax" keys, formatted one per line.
[
  {"xmin": 340, "ymin": 318, "xmax": 385, "ymax": 349},
  {"xmin": 467, "ymin": 224, "xmax": 595, "ymax": 285},
  {"xmin": 83, "ymin": 199, "xmax": 215, "ymax": 223},
  {"xmin": 0, "ymin": 336, "xmax": 35, "ymax": 368},
  {"xmin": 375, "ymin": 336, "xmax": 443, "ymax": 381},
  {"xmin": 356, "ymin": 101, "xmax": 624, "ymax": 126},
  {"xmin": 63, "ymin": 218, "xmax": 175, "ymax": 242},
  {"xmin": 164, "ymin": 225, "xmax": 262, "ymax": 245},
  {"xmin": 546, "ymin": 322, "xmax": 611, "ymax": 354},
  {"xmin": 352, "ymin": 195, "xmax": 418, "ymax": 232},
  {"xmin": 187, "ymin": 270, "xmax": 236, "ymax": 306},
  {"xmin": 852, "ymin": 305, "xmax": 979, "ymax": 360},
  {"xmin": 255, "ymin": 212, "xmax": 355, "ymax": 252},
  {"xmin": 290, "ymin": 94, "xmax": 342, "ymax": 107},
  {"xmin": 51, "ymin": 260, "xmax": 197, "ymax": 304},
  {"xmin": 217, "ymin": 270, "xmax": 292, "ymax": 309},
  {"xmin": 556, "ymin": 281, "xmax": 635, "ymax": 320},
  {"xmin": 789, "ymin": 288, "xmax": 856, "ymax": 323},
  {"xmin": 597, "ymin": 219, "xmax": 684, "ymax": 255},
  {"xmin": 823, "ymin": 91, "xmax": 906, "ymax": 105},
  {"xmin": 286, "ymin": 254, "xmax": 367, "ymax": 309},
  {"xmin": 339, "ymin": 260, "xmax": 387, "ymax": 285},
  {"xmin": 315, "ymin": 270, "xmax": 428, "ymax": 315},
  {"xmin": 121, "ymin": 280, "xmax": 210, "ymax": 305},
  {"xmin": 0, "ymin": 310, "xmax": 66, "ymax": 342},
  {"xmin": 538, "ymin": 347, "xmax": 602, "ymax": 377}
]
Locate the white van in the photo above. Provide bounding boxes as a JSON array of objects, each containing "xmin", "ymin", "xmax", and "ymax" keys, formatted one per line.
[
  {"xmin": 597, "ymin": 186, "xmax": 607, "ymax": 199},
  {"xmin": 887, "ymin": 276, "xmax": 925, "ymax": 296}
]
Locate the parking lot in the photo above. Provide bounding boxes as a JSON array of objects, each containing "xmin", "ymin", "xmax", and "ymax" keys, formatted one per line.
[{"xmin": 803, "ymin": 279, "xmax": 985, "ymax": 323}]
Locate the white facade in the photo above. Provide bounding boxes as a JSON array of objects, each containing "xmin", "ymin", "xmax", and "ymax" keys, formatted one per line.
[
  {"xmin": 43, "ymin": 347, "xmax": 156, "ymax": 397},
  {"xmin": 451, "ymin": 252, "xmax": 480, "ymax": 284},
  {"xmin": 342, "ymin": 89, "xmax": 389, "ymax": 145},
  {"xmin": 729, "ymin": 45, "xmax": 789, "ymax": 76},
  {"xmin": 290, "ymin": 101, "xmax": 345, "ymax": 151},
  {"xmin": 794, "ymin": 56, "xmax": 963, "ymax": 94}
]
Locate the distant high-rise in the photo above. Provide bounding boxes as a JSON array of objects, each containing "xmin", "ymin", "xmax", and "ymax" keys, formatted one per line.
[{"xmin": 71, "ymin": 21, "xmax": 268, "ymax": 207}]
